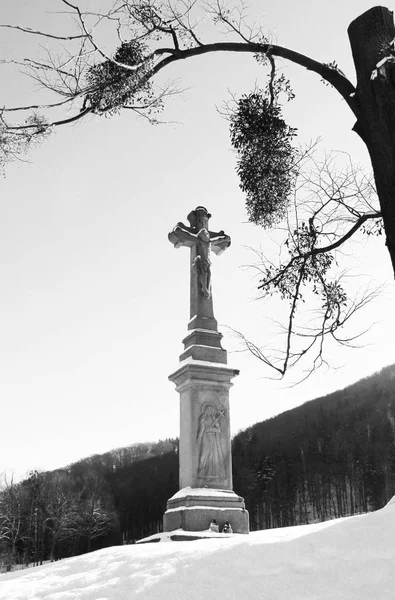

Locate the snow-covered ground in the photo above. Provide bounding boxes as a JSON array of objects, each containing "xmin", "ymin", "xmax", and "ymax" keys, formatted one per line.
[{"xmin": 2, "ymin": 498, "xmax": 395, "ymax": 599}]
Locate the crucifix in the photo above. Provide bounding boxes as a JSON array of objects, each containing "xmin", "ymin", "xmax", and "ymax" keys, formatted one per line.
[
  {"xmin": 168, "ymin": 206, "xmax": 231, "ymax": 331},
  {"xmin": 163, "ymin": 206, "xmax": 249, "ymax": 536}
]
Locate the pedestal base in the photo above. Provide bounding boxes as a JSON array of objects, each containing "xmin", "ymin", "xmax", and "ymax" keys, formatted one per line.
[{"xmin": 163, "ymin": 487, "xmax": 249, "ymax": 534}]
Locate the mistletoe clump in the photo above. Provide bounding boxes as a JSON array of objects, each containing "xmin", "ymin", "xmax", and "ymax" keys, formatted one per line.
[
  {"xmin": 230, "ymin": 91, "xmax": 297, "ymax": 227},
  {"xmin": 85, "ymin": 41, "xmax": 154, "ymax": 115},
  {"xmin": 261, "ymin": 221, "xmax": 347, "ymax": 327},
  {"xmin": 0, "ymin": 112, "xmax": 50, "ymax": 175}
]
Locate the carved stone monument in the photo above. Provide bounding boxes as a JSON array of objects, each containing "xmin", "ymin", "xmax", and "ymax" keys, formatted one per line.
[{"xmin": 163, "ymin": 206, "xmax": 249, "ymax": 535}]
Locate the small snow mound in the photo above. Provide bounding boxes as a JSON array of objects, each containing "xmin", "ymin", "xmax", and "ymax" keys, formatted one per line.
[{"xmin": 385, "ymin": 494, "xmax": 395, "ymax": 507}]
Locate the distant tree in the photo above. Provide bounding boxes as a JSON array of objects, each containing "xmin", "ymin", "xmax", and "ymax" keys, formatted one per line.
[
  {"xmin": 41, "ymin": 471, "xmax": 80, "ymax": 561},
  {"xmin": 74, "ymin": 470, "xmax": 117, "ymax": 552},
  {"xmin": 22, "ymin": 470, "xmax": 46, "ymax": 566},
  {"xmin": 0, "ymin": 477, "xmax": 28, "ymax": 567}
]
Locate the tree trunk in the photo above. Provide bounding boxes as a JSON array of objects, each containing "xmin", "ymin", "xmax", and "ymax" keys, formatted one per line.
[
  {"xmin": 49, "ymin": 536, "xmax": 56, "ymax": 562},
  {"xmin": 348, "ymin": 7, "xmax": 395, "ymax": 275}
]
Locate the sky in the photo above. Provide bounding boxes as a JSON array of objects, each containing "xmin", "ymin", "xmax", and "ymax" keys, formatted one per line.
[
  {"xmin": 1, "ymin": 499, "xmax": 395, "ymax": 598},
  {"xmin": 0, "ymin": 0, "xmax": 394, "ymax": 479}
]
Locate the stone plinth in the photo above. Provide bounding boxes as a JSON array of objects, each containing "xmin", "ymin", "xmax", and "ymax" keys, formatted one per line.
[
  {"xmin": 163, "ymin": 487, "xmax": 249, "ymax": 534},
  {"xmin": 163, "ymin": 354, "xmax": 249, "ymax": 534}
]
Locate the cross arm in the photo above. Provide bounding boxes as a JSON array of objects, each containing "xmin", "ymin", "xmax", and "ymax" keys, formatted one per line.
[
  {"xmin": 168, "ymin": 222, "xmax": 197, "ymax": 249},
  {"xmin": 209, "ymin": 230, "xmax": 231, "ymax": 256}
]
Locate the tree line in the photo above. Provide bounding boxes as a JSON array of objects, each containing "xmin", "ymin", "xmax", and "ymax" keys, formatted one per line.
[
  {"xmin": 0, "ymin": 468, "xmax": 118, "ymax": 570},
  {"xmin": 233, "ymin": 364, "xmax": 395, "ymax": 529},
  {"xmin": 0, "ymin": 439, "xmax": 178, "ymax": 570},
  {"xmin": 2, "ymin": 366, "xmax": 394, "ymax": 570}
]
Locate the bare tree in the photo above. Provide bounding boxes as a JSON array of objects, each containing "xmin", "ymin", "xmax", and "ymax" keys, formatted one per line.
[
  {"xmin": 0, "ymin": 1, "xmax": 393, "ymax": 261},
  {"xmin": 0, "ymin": 476, "xmax": 28, "ymax": 567},
  {"xmin": 41, "ymin": 471, "xmax": 81, "ymax": 561},
  {"xmin": 1, "ymin": 1, "xmax": 394, "ymax": 374},
  {"xmin": 75, "ymin": 470, "xmax": 116, "ymax": 552}
]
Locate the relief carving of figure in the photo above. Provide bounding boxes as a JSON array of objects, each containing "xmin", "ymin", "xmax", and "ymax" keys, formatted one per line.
[{"xmin": 196, "ymin": 403, "xmax": 226, "ymax": 481}]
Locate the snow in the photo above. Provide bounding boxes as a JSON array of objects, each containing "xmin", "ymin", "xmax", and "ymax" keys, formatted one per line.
[
  {"xmin": 2, "ymin": 500, "xmax": 395, "ymax": 599},
  {"xmin": 171, "ymin": 357, "xmax": 238, "ymax": 371},
  {"xmin": 137, "ymin": 529, "xmax": 234, "ymax": 543},
  {"xmin": 169, "ymin": 486, "xmax": 239, "ymax": 499},
  {"xmin": 164, "ymin": 506, "xmax": 242, "ymax": 512}
]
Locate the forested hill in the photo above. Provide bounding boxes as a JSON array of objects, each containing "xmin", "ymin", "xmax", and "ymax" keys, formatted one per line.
[
  {"xmin": 2, "ymin": 365, "xmax": 395, "ymax": 569},
  {"xmin": 72, "ymin": 438, "xmax": 177, "ymax": 472},
  {"xmin": 233, "ymin": 363, "xmax": 395, "ymax": 530}
]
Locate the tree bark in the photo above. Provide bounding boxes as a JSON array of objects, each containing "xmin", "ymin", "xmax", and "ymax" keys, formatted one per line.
[{"xmin": 348, "ymin": 7, "xmax": 395, "ymax": 275}]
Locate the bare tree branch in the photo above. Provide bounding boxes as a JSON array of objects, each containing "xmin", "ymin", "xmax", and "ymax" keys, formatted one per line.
[
  {"xmin": 258, "ymin": 211, "xmax": 381, "ymax": 292},
  {"xmin": 0, "ymin": 0, "xmax": 358, "ymax": 133},
  {"xmin": 0, "ymin": 23, "xmax": 86, "ymax": 41},
  {"xmin": 150, "ymin": 41, "xmax": 357, "ymax": 115},
  {"xmin": 229, "ymin": 147, "xmax": 383, "ymax": 378}
]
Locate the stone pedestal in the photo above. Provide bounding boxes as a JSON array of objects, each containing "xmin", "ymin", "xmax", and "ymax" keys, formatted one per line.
[
  {"xmin": 170, "ymin": 349, "xmax": 236, "ymax": 490},
  {"xmin": 163, "ymin": 325, "xmax": 249, "ymax": 534}
]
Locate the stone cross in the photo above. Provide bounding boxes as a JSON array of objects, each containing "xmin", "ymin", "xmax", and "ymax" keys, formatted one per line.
[
  {"xmin": 163, "ymin": 206, "xmax": 249, "ymax": 535},
  {"xmin": 168, "ymin": 206, "xmax": 231, "ymax": 331}
]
